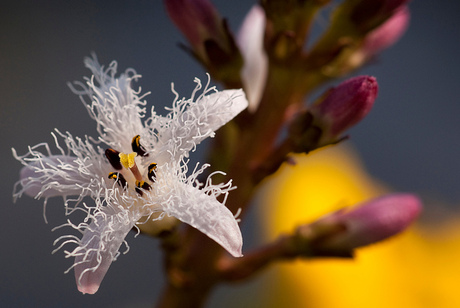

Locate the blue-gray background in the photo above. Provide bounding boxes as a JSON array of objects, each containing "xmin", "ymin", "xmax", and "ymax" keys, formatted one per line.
[{"xmin": 1, "ymin": 1, "xmax": 459, "ymax": 307}]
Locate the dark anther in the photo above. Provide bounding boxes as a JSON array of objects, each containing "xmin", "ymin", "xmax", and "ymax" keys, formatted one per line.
[
  {"xmin": 135, "ymin": 181, "xmax": 152, "ymax": 196},
  {"xmin": 148, "ymin": 163, "xmax": 157, "ymax": 182},
  {"xmin": 105, "ymin": 148, "xmax": 122, "ymax": 170},
  {"xmin": 132, "ymin": 135, "xmax": 148, "ymax": 157},
  {"xmin": 108, "ymin": 172, "xmax": 128, "ymax": 189}
]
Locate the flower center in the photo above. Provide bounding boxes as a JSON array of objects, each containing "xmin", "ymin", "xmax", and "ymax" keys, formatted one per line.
[
  {"xmin": 105, "ymin": 135, "xmax": 157, "ymax": 196},
  {"xmin": 119, "ymin": 152, "xmax": 142, "ymax": 182}
]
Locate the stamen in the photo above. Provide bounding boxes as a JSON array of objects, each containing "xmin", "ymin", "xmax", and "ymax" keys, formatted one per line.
[
  {"xmin": 105, "ymin": 148, "xmax": 122, "ymax": 170},
  {"xmin": 135, "ymin": 181, "xmax": 151, "ymax": 196},
  {"xmin": 108, "ymin": 172, "xmax": 128, "ymax": 189},
  {"xmin": 148, "ymin": 163, "xmax": 157, "ymax": 182},
  {"xmin": 132, "ymin": 135, "xmax": 148, "ymax": 157}
]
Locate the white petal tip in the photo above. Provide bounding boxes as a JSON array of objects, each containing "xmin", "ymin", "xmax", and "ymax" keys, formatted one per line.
[
  {"xmin": 232, "ymin": 251, "xmax": 244, "ymax": 258},
  {"xmin": 78, "ymin": 283, "xmax": 100, "ymax": 295},
  {"xmin": 222, "ymin": 89, "xmax": 249, "ymax": 115},
  {"xmin": 226, "ymin": 239, "xmax": 243, "ymax": 258}
]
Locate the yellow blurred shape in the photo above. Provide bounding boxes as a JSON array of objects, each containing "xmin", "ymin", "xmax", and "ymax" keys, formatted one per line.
[
  {"xmin": 259, "ymin": 144, "xmax": 460, "ymax": 308},
  {"xmin": 262, "ymin": 144, "xmax": 384, "ymax": 234}
]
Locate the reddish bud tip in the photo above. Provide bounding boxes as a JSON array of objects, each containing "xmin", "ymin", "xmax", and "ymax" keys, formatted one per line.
[{"xmin": 311, "ymin": 76, "xmax": 378, "ymax": 144}]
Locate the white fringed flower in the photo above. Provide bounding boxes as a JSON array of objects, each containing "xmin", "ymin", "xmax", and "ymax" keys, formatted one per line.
[{"xmin": 12, "ymin": 55, "xmax": 247, "ymax": 294}]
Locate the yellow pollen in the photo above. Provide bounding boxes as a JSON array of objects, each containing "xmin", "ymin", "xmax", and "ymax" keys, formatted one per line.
[{"xmin": 119, "ymin": 152, "xmax": 137, "ymax": 169}]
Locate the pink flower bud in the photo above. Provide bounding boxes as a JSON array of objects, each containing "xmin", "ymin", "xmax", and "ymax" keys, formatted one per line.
[
  {"xmin": 315, "ymin": 193, "xmax": 422, "ymax": 252},
  {"xmin": 351, "ymin": 0, "xmax": 410, "ymax": 33},
  {"xmin": 311, "ymin": 76, "xmax": 378, "ymax": 144},
  {"xmin": 362, "ymin": 5, "xmax": 410, "ymax": 57},
  {"xmin": 164, "ymin": 0, "xmax": 243, "ymax": 84},
  {"xmin": 164, "ymin": 0, "xmax": 223, "ymax": 53}
]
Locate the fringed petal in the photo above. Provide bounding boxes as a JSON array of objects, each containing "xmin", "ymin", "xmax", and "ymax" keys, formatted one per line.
[
  {"xmin": 12, "ymin": 132, "xmax": 110, "ymax": 203},
  {"xmin": 196, "ymin": 89, "xmax": 248, "ymax": 132},
  {"xmin": 68, "ymin": 54, "xmax": 147, "ymax": 151},
  {"xmin": 13, "ymin": 152, "xmax": 86, "ymax": 199},
  {"xmin": 159, "ymin": 180, "xmax": 243, "ymax": 257},
  {"xmin": 154, "ymin": 82, "xmax": 248, "ymax": 162},
  {"xmin": 73, "ymin": 210, "xmax": 138, "ymax": 294}
]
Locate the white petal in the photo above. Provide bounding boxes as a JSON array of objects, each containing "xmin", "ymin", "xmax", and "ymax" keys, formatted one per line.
[
  {"xmin": 69, "ymin": 55, "xmax": 146, "ymax": 151},
  {"xmin": 237, "ymin": 5, "xmax": 268, "ymax": 112},
  {"xmin": 74, "ymin": 210, "xmax": 138, "ymax": 294},
  {"xmin": 160, "ymin": 181, "xmax": 243, "ymax": 257},
  {"xmin": 156, "ymin": 88, "xmax": 248, "ymax": 162},
  {"xmin": 197, "ymin": 89, "xmax": 249, "ymax": 132},
  {"xmin": 14, "ymin": 154, "xmax": 86, "ymax": 199}
]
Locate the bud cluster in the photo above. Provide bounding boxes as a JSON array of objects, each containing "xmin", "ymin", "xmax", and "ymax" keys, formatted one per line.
[
  {"xmin": 152, "ymin": 1, "xmax": 423, "ymax": 305},
  {"xmin": 165, "ymin": 0, "xmax": 419, "ymax": 258}
]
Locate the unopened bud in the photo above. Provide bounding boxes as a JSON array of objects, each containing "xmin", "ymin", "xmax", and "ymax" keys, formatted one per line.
[
  {"xmin": 346, "ymin": 6, "xmax": 410, "ymax": 70},
  {"xmin": 350, "ymin": 0, "xmax": 410, "ymax": 33},
  {"xmin": 165, "ymin": 0, "xmax": 222, "ymax": 52},
  {"xmin": 361, "ymin": 5, "xmax": 410, "ymax": 57},
  {"xmin": 310, "ymin": 76, "xmax": 378, "ymax": 145},
  {"xmin": 164, "ymin": 0, "xmax": 243, "ymax": 85},
  {"xmin": 237, "ymin": 5, "xmax": 268, "ymax": 112},
  {"xmin": 310, "ymin": 193, "xmax": 422, "ymax": 254}
]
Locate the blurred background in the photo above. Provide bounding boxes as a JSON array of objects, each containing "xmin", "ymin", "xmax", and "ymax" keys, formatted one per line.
[{"xmin": 1, "ymin": 1, "xmax": 460, "ymax": 307}]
